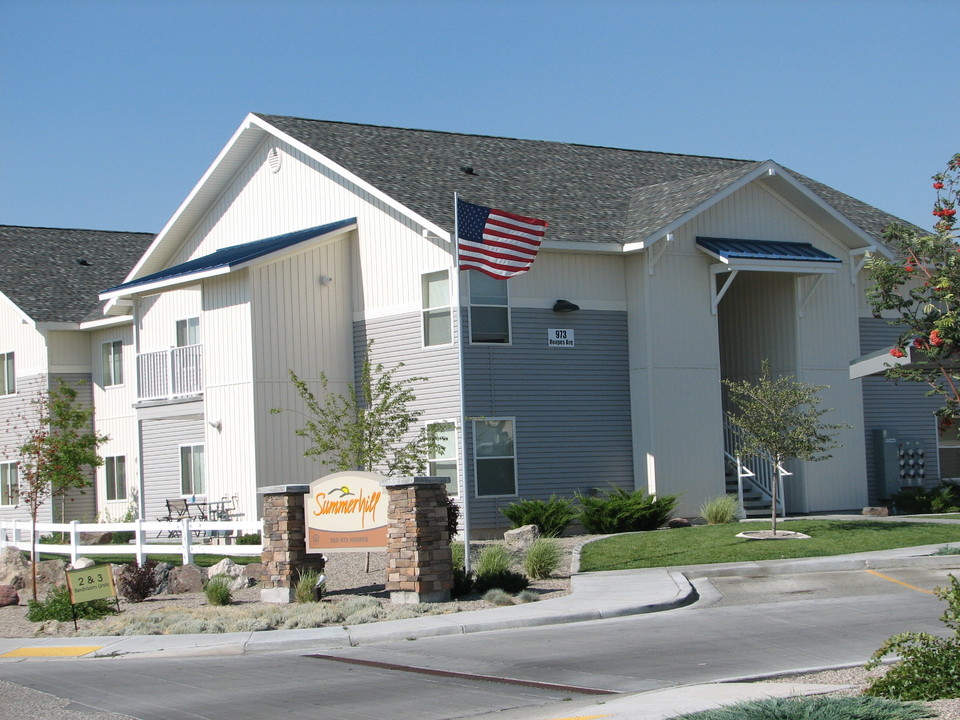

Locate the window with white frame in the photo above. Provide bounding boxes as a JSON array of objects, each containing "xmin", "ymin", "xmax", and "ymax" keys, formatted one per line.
[
  {"xmin": 180, "ymin": 444, "xmax": 204, "ymax": 496},
  {"xmin": 101, "ymin": 340, "xmax": 123, "ymax": 387},
  {"xmin": 105, "ymin": 456, "xmax": 126, "ymax": 501},
  {"xmin": 0, "ymin": 352, "xmax": 14, "ymax": 395},
  {"xmin": 422, "ymin": 271, "xmax": 452, "ymax": 347},
  {"xmin": 473, "ymin": 418, "xmax": 517, "ymax": 496},
  {"xmin": 1, "ymin": 462, "xmax": 18, "ymax": 506},
  {"xmin": 469, "ymin": 271, "xmax": 510, "ymax": 343},
  {"xmin": 428, "ymin": 421, "xmax": 458, "ymax": 497},
  {"xmin": 176, "ymin": 317, "xmax": 201, "ymax": 347}
]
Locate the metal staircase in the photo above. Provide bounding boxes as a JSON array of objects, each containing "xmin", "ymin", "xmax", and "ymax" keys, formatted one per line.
[{"xmin": 722, "ymin": 413, "xmax": 786, "ymax": 518}]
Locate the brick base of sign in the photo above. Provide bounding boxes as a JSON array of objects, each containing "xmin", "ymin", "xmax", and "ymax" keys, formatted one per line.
[
  {"xmin": 383, "ymin": 477, "xmax": 453, "ymax": 604},
  {"xmin": 258, "ymin": 484, "xmax": 326, "ymax": 604}
]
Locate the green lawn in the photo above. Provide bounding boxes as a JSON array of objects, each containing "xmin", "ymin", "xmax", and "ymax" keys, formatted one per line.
[{"xmin": 578, "ymin": 519, "xmax": 960, "ymax": 573}]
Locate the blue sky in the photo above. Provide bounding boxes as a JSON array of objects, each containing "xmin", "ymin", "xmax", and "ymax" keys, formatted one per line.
[{"xmin": 0, "ymin": 0, "xmax": 954, "ymax": 235}]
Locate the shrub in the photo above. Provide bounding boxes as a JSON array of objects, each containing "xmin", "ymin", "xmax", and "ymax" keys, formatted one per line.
[
  {"xmin": 523, "ymin": 538, "xmax": 562, "ymax": 579},
  {"xmin": 446, "ymin": 495, "xmax": 461, "ymax": 539},
  {"xmin": 450, "ymin": 541, "xmax": 465, "ymax": 571},
  {"xmin": 27, "ymin": 585, "xmax": 117, "ymax": 623},
  {"xmin": 294, "ymin": 568, "xmax": 326, "ymax": 604},
  {"xmin": 204, "ymin": 575, "xmax": 233, "ymax": 606},
  {"xmin": 452, "ymin": 567, "xmax": 473, "ymax": 598},
  {"xmin": 116, "ymin": 560, "xmax": 159, "ymax": 603},
  {"xmin": 474, "ymin": 543, "xmax": 512, "ymax": 576},
  {"xmin": 892, "ymin": 481, "xmax": 960, "ymax": 515},
  {"xmin": 575, "ymin": 487, "xmax": 679, "ymax": 534},
  {"xmin": 671, "ymin": 696, "xmax": 931, "ymax": 719},
  {"xmin": 483, "ymin": 588, "xmax": 514, "ymax": 606},
  {"xmin": 515, "ymin": 590, "xmax": 539, "ymax": 604},
  {"xmin": 473, "ymin": 569, "xmax": 529, "ymax": 595},
  {"xmin": 236, "ymin": 532, "xmax": 262, "ymax": 545},
  {"xmin": 865, "ymin": 573, "xmax": 960, "ymax": 700},
  {"xmin": 501, "ymin": 495, "xmax": 577, "ymax": 537},
  {"xmin": 699, "ymin": 495, "xmax": 741, "ymax": 525}
]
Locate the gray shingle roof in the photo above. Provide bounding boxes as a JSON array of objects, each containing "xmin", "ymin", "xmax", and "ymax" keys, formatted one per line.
[
  {"xmin": 256, "ymin": 114, "xmax": 917, "ymax": 246},
  {"xmin": 0, "ymin": 226, "xmax": 155, "ymax": 323}
]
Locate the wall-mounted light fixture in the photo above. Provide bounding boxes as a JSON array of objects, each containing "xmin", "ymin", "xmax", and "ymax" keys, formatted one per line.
[
  {"xmin": 553, "ymin": 299, "xmax": 580, "ymax": 313},
  {"xmin": 209, "ymin": 420, "xmax": 222, "ymax": 431},
  {"xmin": 319, "ymin": 275, "xmax": 333, "ymax": 286}
]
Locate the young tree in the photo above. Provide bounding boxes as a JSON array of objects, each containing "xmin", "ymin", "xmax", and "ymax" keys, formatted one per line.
[
  {"xmin": 275, "ymin": 342, "xmax": 439, "ymax": 476},
  {"xmin": 724, "ymin": 362, "xmax": 847, "ymax": 533},
  {"xmin": 13, "ymin": 379, "xmax": 107, "ymax": 601},
  {"xmin": 867, "ymin": 153, "xmax": 960, "ymax": 434}
]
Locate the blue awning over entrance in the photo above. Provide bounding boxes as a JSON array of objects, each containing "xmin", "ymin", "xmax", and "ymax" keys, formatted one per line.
[{"xmin": 696, "ymin": 237, "xmax": 841, "ymax": 264}]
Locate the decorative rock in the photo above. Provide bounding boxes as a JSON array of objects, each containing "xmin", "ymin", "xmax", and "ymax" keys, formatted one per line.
[
  {"xmin": 862, "ymin": 506, "xmax": 890, "ymax": 517},
  {"xmin": 68, "ymin": 557, "xmax": 96, "ymax": 570},
  {"xmin": 0, "ymin": 546, "xmax": 30, "ymax": 588},
  {"xmin": 667, "ymin": 517, "xmax": 692, "ymax": 528},
  {"xmin": 207, "ymin": 558, "xmax": 241, "ymax": 580},
  {"xmin": 166, "ymin": 564, "xmax": 205, "ymax": 594},
  {"xmin": 0, "ymin": 584, "xmax": 19, "ymax": 606},
  {"xmin": 504, "ymin": 524, "xmax": 540, "ymax": 551},
  {"xmin": 79, "ymin": 531, "xmax": 113, "ymax": 545},
  {"xmin": 233, "ymin": 562, "xmax": 264, "ymax": 590},
  {"xmin": 34, "ymin": 559, "xmax": 67, "ymax": 599}
]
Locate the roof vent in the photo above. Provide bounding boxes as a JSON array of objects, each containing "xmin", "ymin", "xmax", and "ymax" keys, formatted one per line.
[
  {"xmin": 268, "ymin": 147, "xmax": 282, "ymax": 174},
  {"xmin": 460, "ymin": 166, "xmax": 477, "ymax": 176},
  {"xmin": 76, "ymin": 258, "xmax": 91, "ymax": 266}
]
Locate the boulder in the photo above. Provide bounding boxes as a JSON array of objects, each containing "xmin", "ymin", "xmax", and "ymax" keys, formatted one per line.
[
  {"xmin": 0, "ymin": 584, "xmax": 19, "ymax": 606},
  {"xmin": 862, "ymin": 506, "xmax": 890, "ymax": 517},
  {"xmin": 68, "ymin": 557, "xmax": 96, "ymax": 570},
  {"xmin": 233, "ymin": 562, "xmax": 264, "ymax": 590},
  {"xmin": 504, "ymin": 524, "xmax": 540, "ymax": 551},
  {"xmin": 207, "ymin": 558, "xmax": 241, "ymax": 580},
  {"xmin": 79, "ymin": 531, "xmax": 113, "ymax": 545},
  {"xmin": 0, "ymin": 546, "xmax": 30, "ymax": 588},
  {"xmin": 166, "ymin": 564, "xmax": 205, "ymax": 594},
  {"xmin": 34, "ymin": 559, "xmax": 67, "ymax": 599},
  {"xmin": 667, "ymin": 517, "xmax": 692, "ymax": 528}
]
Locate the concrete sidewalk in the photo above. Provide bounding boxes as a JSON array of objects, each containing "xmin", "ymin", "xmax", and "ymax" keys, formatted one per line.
[{"xmin": 1, "ymin": 537, "xmax": 959, "ymax": 720}]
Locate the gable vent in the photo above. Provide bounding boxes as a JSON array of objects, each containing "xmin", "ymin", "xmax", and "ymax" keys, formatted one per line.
[{"xmin": 267, "ymin": 147, "xmax": 282, "ymax": 173}]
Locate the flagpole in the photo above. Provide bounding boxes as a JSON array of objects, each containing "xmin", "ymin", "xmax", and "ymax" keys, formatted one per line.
[{"xmin": 452, "ymin": 192, "xmax": 472, "ymax": 576}]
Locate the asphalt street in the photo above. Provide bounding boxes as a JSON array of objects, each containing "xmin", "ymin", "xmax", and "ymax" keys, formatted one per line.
[{"xmin": 1, "ymin": 564, "xmax": 954, "ymax": 720}]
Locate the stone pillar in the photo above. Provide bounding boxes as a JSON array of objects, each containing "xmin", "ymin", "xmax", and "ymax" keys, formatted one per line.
[
  {"xmin": 258, "ymin": 484, "xmax": 325, "ymax": 604},
  {"xmin": 384, "ymin": 477, "xmax": 453, "ymax": 604}
]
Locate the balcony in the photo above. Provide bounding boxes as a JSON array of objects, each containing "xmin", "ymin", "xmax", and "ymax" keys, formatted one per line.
[{"xmin": 137, "ymin": 345, "xmax": 203, "ymax": 401}]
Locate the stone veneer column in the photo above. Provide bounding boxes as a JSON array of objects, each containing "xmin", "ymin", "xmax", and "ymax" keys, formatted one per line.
[
  {"xmin": 258, "ymin": 484, "xmax": 325, "ymax": 604},
  {"xmin": 384, "ymin": 477, "xmax": 453, "ymax": 604}
]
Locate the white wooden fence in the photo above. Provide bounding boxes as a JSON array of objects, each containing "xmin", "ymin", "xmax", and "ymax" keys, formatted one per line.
[{"xmin": 0, "ymin": 518, "xmax": 263, "ymax": 566}]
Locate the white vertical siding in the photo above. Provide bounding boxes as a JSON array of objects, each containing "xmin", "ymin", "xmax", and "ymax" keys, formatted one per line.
[
  {"xmin": 0, "ymin": 300, "xmax": 47, "ymax": 375},
  {"xmin": 137, "ymin": 286, "xmax": 203, "ymax": 352}
]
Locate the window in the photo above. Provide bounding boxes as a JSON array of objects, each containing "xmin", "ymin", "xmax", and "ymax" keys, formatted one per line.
[
  {"xmin": 469, "ymin": 271, "xmax": 509, "ymax": 343},
  {"xmin": 474, "ymin": 418, "xmax": 517, "ymax": 496},
  {"xmin": 422, "ymin": 271, "xmax": 452, "ymax": 347},
  {"xmin": 180, "ymin": 444, "xmax": 204, "ymax": 496},
  {"xmin": 176, "ymin": 317, "xmax": 200, "ymax": 347},
  {"xmin": 1, "ymin": 462, "xmax": 17, "ymax": 506},
  {"xmin": 0, "ymin": 352, "xmax": 14, "ymax": 395},
  {"xmin": 105, "ymin": 456, "xmax": 126, "ymax": 501},
  {"xmin": 101, "ymin": 340, "xmax": 123, "ymax": 387},
  {"xmin": 428, "ymin": 422, "xmax": 458, "ymax": 496}
]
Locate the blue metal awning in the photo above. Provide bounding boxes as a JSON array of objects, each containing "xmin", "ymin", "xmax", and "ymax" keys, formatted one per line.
[
  {"xmin": 696, "ymin": 237, "xmax": 841, "ymax": 264},
  {"xmin": 102, "ymin": 219, "xmax": 357, "ymax": 297}
]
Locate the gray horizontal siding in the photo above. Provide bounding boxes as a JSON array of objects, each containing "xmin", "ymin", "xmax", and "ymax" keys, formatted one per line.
[
  {"xmin": 141, "ymin": 414, "xmax": 205, "ymax": 523},
  {"xmin": 464, "ymin": 308, "xmax": 633, "ymax": 533},
  {"xmin": 859, "ymin": 317, "xmax": 942, "ymax": 502}
]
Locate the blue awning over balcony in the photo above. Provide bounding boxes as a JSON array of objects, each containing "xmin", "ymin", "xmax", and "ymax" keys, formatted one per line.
[{"xmin": 696, "ymin": 237, "xmax": 841, "ymax": 264}]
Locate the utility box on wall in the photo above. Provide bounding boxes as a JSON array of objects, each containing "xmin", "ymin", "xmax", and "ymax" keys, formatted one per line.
[{"xmin": 874, "ymin": 429, "xmax": 927, "ymax": 498}]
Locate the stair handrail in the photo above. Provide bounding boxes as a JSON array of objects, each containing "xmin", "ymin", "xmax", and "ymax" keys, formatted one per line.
[{"xmin": 723, "ymin": 412, "xmax": 785, "ymax": 515}]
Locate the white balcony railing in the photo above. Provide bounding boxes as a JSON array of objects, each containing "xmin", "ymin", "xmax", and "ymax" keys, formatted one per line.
[{"xmin": 137, "ymin": 344, "xmax": 203, "ymax": 401}]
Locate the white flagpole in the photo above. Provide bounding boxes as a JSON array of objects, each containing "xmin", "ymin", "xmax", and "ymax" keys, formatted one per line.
[{"xmin": 452, "ymin": 193, "xmax": 472, "ymax": 575}]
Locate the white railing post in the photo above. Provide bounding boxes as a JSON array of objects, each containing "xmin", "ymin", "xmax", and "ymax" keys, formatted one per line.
[
  {"xmin": 12, "ymin": 518, "xmax": 22, "ymax": 548},
  {"xmin": 181, "ymin": 519, "xmax": 193, "ymax": 565},
  {"xmin": 69, "ymin": 519, "xmax": 81, "ymax": 565},
  {"xmin": 134, "ymin": 518, "xmax": 146, "ymax": 566}
]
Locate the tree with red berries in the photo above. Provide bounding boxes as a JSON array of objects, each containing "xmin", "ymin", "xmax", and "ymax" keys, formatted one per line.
[{"xmin": 867, "ymin": 153, "xmax": 960, "ymax": 432}]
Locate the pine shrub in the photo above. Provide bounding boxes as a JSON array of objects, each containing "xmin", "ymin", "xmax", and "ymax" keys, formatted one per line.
[
  {"xmin": 576, "ymin": 487, "xmax": 679, "ymax": 534},
  {"xmin": 501, "ymin": 495, "xmax": 577, "ymax": 537},
  {"xmin": 473, "ymin": 569, "xmax": 529, "ymax": 594}
]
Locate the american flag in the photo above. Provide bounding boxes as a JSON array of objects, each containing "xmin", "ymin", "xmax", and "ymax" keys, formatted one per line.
[{"xmin": 456, "ymin": 198, "xmax": 548, "ymax": 279}]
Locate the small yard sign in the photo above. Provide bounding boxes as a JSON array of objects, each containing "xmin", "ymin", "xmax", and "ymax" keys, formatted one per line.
[
  {"xmin": 65, "ymin": 564, "xmax": 117, "ymax": 604},
  {"xmin": 304, "ymin": 471, "xmax": 389, "ymax": 553}
]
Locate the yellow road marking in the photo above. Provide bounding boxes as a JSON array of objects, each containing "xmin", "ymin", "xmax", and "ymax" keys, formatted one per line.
[
  {"xmin": 865, "ymin": 569, "xmax": 936, "ymax": 595},
  {"xmin": 0, "ymin": 646, "xmax": 102, "ymax": 658}
]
